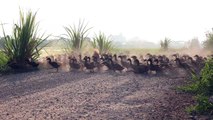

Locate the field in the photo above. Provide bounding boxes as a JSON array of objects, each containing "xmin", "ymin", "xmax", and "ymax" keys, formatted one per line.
[
  {"xmin": 0, "ymin": 7, "xmax": 213, "ymax": 120},
  {"xmin": 0, "ymin": 68, "xmax": 197, "ymax": 120},
  {"xmin": 40, "ymin": 46, "xmax": 208, "ymax": 58},
  {"xmin": 0, "ymin": 46, "xmax": 211, "ymax": 119}
]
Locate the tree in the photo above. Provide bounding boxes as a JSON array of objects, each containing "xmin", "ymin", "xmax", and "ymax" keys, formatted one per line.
[
  {"xmin": 188, "ymin": 38, "xmax": 200, "ymax": 50},
  {"xmin": 160, "ymin": 37, "xmax": 171, "ymax": 51}
]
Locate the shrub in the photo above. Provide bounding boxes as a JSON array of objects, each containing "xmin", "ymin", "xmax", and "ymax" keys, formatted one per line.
[
  {"xmin": 181, "ymin": 59, "xmax": 213, "ymax": 114},
  {"xmin": 1, "ymin": 10, "xmax": 48, "ymax": 68},
  {"xmin": 63, "ymin": 20, "xmax": 91, "ymax": 54},
  {"xmin": 0, "ymin": 51, "xmax": 8, "ymax": 72},
  {"xmin": 91, "ymin": 32, "xmax": 114, "ymax": 54}
]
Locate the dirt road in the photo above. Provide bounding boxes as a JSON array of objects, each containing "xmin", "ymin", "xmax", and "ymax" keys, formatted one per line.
[{"xmin": 0, "ymin": 69, "xmax": 194, "ymax": 120}]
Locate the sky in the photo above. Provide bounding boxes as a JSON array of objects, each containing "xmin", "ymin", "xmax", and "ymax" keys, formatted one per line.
[{"xmin": 0, "ymin": 0, "xmax": 213, "ymax": 43}]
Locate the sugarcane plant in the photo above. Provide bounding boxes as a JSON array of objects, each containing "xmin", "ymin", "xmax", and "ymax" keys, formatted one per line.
[
  {"xmin": 91, "ymin": 32, "xmax": 114, "ymax": 54},
  {"xmin": 0, "ymin": 51, "xmax": 8, "ymax": 72},
  {"xmin": 63, "ymin": 20, "xmax": 91, "ymax": 54},
  {"xmin": 1, "ymin": 10, "xmax": 49, "ymax": 69},
  {"xmin": 160, "ymin": 37, "xmax": 171, "ymax": 51}
]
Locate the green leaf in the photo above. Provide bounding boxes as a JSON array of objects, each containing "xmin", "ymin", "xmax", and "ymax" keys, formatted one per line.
[
  {"xmin": 92, "ymin": 32, "xmax": 114, "ymax": 54},
  {"xmin": 1, "ymin": 10, "xmax": 49, "ymax": 68},
  {"xmin": 63, "ymin": 20, "xmax": 92, "ymax": 54}
]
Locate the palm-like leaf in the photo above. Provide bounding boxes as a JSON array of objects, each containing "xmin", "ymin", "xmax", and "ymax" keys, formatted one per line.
[
  {"xmin": 63, "ymin": 20, "xmax": 91, "ymax": 53},
  {"xmin": 92, "ymin": 32, "xmax": 114, "ymax": 54},
  {"xmin": 1, "ymin": 10, "xmax": 49, "ymax": 67},
  {"xmin": 0, "ymin": 51, "xmax": 8, "ymax": 72}
]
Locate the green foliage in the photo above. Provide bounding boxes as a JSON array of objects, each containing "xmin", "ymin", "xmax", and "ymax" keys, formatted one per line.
[
  {"xmin": 160, "ymin": 37, "xmax": 171, "ymax": 51},
  {"xmin": 0, "ymin": 37, "xmax": 5, "ymax": 49},
  {"xmin": 194, "ymin": 95, "xmax": 213, "ymax": 113},
  {"xmin": 199, "ymin": 59, "xmax": 213, "ymax": 95},
  {"xmin": 63, "ymin": 20, "xmax": 91, "ymax": 54},
  {"xmin": 92, "ymin": 32, "xmax": 114, "ymax": 54},
  {"xmin": 204, "ymin": 29, "xmax": 213, "ymax": 52},
  {"xmin": 186, "ymin": 95, "xmax": 213, "ymax": 114},
  {"xmin": 0, "ymin": 51, "xmax": 8, "ymax": 72},
  {"xmin": 1, "ymin": 10, "xmax": 48, "ymax": 67},
  {"xmin": 181, "ymin": 59, "xmax": 213, "ymax": 114}
]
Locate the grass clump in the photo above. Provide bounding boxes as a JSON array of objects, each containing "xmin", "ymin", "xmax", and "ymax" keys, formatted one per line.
[
  {"xmin": 92, "ymin": 32, "xmax": 114, "ymax": 54},
  {"xmin": 63, "ymin": 20, "xmax": 91, "ymax": 54},
  {"xmin": 0, "ymin": 51, "xmax": 9, "ymax": 72},
  {"xmin": 1, "ymin": 10, "xmax": 48, "ymax": 69}
]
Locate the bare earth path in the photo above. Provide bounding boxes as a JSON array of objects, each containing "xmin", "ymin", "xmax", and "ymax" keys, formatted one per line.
[{"xmin": 0, "ymin": 69, "xmax": 195, "ymax": 120}]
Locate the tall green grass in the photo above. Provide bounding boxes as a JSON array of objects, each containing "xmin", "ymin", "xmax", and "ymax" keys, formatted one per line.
[
  {"xmin": 1, "ymin": 10, "xmax": 48, "ymax": 68},
  {"xmin": 92, "ymin": 32, "xmax": 113, "ymax": 54},
  {"xmin": 0, "ymin": 51, "xmax": 8, "ymax": 72},
  {"xmin": 63, "ymin": 20, "xmax": 91, "ymax": 54}
]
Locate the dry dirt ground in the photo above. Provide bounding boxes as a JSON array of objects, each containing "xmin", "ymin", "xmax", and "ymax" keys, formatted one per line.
[{"xmin": 0, "ymin": 68, "xmax": 199, "ymax": 120}]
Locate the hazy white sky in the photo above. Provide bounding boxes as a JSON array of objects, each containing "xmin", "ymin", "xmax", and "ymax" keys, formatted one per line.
[{"xmin": 1, "ymin": 0, "xmax": 213, "ymax": 43}]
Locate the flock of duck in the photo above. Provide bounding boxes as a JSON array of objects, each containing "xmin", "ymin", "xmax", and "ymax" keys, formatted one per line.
[
  {"xmin": 6, "ymin": 50, "xmax": 211, "ymax": 75},
  {"xmin": 42, "ymin": 52, "xmax": 210, "ymax": 75}
]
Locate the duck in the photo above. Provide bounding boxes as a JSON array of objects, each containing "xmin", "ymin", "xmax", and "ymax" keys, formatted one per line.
[
  {"xmin": 147, "ymin": 58, "xmax": 162, "ymax": 73},
  {"xmin": 157, "ymin": 56, "xmax": 169, "ymax": 68},
  {"xmin": 172, "ymin": 53, "xmax": 179, "ymax": 59},
  {"xmin": 83, "ymin": 56, "xmax": 96, "ymax": 72},
  {"xmin": 92, "ymin": 55, "xmax": 99, "ymax": 63},
  {"xmin": 174, "ymin": 57, "xmax": 195, "ymax": 74},
  {"xmin": 194, "ymin": 55, "xmax": 205, "ymax": 67},
  {"xmin": 113, "ymin": 54, "xmax": 118, "ymax": 63},
  {"xmin": 101, "ymin": 54, "xmax": 109, "ymax": 61},
  {"xmin": 118, "ymin": 55, "xmax": 131, "ymax": 69},
  {"xmin": 25, "ymin": 58, "xmax": 39, "ymax": 68},
  {"xmin": 92, "ymin": 55, "xmax": 105, "ymax": 71},
  {"xmin": 127, "ymin": 58, "xmax": 149, "ymax": 74},
  {"xmin": 102, "ymin": 58, "xmax": 113, "ymax": 70},
  {"xmin": 188, "ymin": 57, "xmax": 197, "ymax": 66},
  {"xmin": 188, "ymin": 57, "xmax": 203, "ymax": 74},
  {"xmin": 102, "ymin": 61, "xmax": 112, "ymax": 70},
  {"xmin": 46, "ymin": 57, "xmax": 60, "ymax": 72},
  {"xmin": 68, "ymin": 57, "xmax": 81, "ymax": 70},
  {"xmin": 109, "ymin": 58, "xmax": 124, "ymax": 72},
  {"xmin": 7, "ymin": 60, "xmax": 23, "ymax": 70},
  {"xmin": 131, "ymin": 55, "xmax": 144, "ymax": 66}
]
